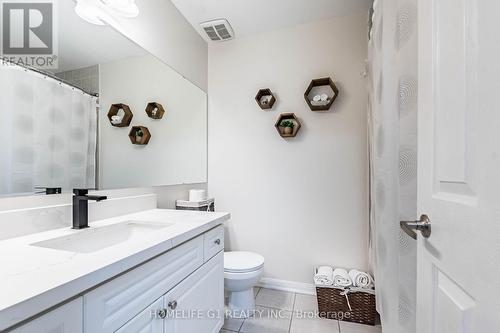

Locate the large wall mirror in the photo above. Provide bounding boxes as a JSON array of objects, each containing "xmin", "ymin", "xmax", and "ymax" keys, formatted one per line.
[{"xmin": 0, "ymin": 1, "xmax": 207, "ymax": 196}]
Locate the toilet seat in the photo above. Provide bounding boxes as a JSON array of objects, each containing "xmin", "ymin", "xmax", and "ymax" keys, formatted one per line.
[{"xmin": 224, "ymin": 251, "xmax": 264, "ymax": 273}]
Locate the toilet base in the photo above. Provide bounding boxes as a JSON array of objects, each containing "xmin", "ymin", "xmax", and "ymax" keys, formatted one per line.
[{"xmin": 228, "ymin": 288, "xmax": 255, "ymax": 317}]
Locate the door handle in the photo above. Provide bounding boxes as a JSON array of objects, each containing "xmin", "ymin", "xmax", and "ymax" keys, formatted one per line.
[
  {"xmin": 157, "ymin": 309, "xmax": 167, "ymax": 319},
  {"xmin": 168, "ymin": 300, "xmax": 178, "ymax": 310},
  {"xmin": 400, "ymin": 214, "xmax": 432, "ymax": 240}
]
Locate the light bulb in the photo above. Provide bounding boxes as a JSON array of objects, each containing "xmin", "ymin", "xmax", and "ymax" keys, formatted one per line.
[
  {"xmin": 74, "ymin": 0, "xmax": 139, "ymax": 26},
  {"xmin": 75, "ymin": 0, "xmax": 106, "ymax": 25},
  {"xmin": 101, "ymin": 0, "xmax": 139, "ymax": 18}
]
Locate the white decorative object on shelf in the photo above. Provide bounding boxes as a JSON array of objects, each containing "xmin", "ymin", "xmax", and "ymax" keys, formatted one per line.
[
  {"xmin": 110, "ymin": 115, "xmax": 122, "ymax": 125},
  {"xmin": 311, "ymin": 99, "xmax": 330, "ymax": 106}
]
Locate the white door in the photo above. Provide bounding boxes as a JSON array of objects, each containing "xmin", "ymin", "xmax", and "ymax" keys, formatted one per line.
[
  {"xmin": 416, "ymin": 0, "xmax": 500, "ymax": 332},
  {"xmin": 115, "ymin": 298, "xmax": 163, "ymax": 333},
  {"xmin": 164, "ymin": 251, "xmax": 224, "ymax": 333}
]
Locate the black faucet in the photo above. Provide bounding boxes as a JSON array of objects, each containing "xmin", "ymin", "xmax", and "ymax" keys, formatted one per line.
[
  {"xmin": 35, "ymin": 187, "xmax": 62, "ymax": 195},
  {"xmin": 72, "ymin": 189, "xmax": 107, "ymax": 229}
]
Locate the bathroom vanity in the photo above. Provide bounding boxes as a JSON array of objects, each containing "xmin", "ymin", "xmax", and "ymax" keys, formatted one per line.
[{"xmin": 0, "ymin": 209, "xmax": 228, "ymax": 333}]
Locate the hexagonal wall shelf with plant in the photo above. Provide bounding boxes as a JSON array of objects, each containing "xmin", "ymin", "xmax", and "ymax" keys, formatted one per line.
[
  {"xmin": 275, "ymin": 113, "xmax": 301, "ymax": 138},
  {"xmin": 304, "ymin": 77, "xmax": 339, "ymax": 111},
  {"xmin": 107, "ymin": 103, "xmax": 133, "ymax": 127},
  {"xmin": 128, "ymin": 126, "xmax": 151, "ymax": 145},
  {"xmin": 145, "ymin": 102, "xmax": 165, "ymax": 119},
  {"xmin": 255, "ymin": 88, "xmax": 276, "ymax": 110}
]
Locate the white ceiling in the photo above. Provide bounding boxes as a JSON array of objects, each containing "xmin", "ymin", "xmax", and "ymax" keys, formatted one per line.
[
  {"xmin": 54, "ymin": 1, "xmax": 146, "ymax": 73},
  {"xmin": 171, "ymin": 0, "xmax": 372, "ymax": 41}
]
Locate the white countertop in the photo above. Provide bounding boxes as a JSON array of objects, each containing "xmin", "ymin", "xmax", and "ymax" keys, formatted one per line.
[{"xmin": 0, "ymin": 209, "xmax": 230, "ymax": 331}]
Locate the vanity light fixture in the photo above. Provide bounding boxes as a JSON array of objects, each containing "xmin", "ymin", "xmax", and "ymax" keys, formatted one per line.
[
  {"xmin": 102, "ymin": 0, "xmax": 139, "ymax": 17},
  {"xmin": 75, "ymin": 0, "xmax": 106, "ymax": 25},
  {"xmin": 74, "ymin": 0, "xmax": 139, "ymax": 26}
]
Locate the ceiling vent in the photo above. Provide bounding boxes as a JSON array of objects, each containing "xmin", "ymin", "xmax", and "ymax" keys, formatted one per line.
[{"xmin": 200, "ymin": 19, "xmax": 234, "ymax": 42}]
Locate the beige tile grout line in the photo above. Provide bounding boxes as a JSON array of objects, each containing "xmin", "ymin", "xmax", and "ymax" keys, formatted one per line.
[
  {"xmin": 237, "ymin": 288, "xmax": 296, "ymax": 332},
  {"xmin": 231, "ymin": 289, "xmax": 350, "ymax": 333}
]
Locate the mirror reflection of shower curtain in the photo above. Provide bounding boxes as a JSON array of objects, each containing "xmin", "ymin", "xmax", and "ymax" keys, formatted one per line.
[
  {"xmin": 367, "ymin": 0, "xmax": 418, "ymax": 332},
  {"xmin": 0, "ymin": 63, "xmax": 97, "ymax": 196}
]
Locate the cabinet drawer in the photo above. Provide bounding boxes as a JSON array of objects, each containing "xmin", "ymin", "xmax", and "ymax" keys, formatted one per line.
[
  {"xmin": 203, "ymin": 225, "xmax": 224, "ymax": 261},
  {"xmin": 84, "ymin": 236, "xmax": 204, "ymax": 333}
]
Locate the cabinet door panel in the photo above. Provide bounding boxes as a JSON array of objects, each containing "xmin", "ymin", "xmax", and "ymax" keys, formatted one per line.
[
  {"xmin": 11, "ymin": 298, "xmax": 82, "ymax": 333},
  {"xmin": 116, "ymin": 298, "xmax": 163, "ymax": 333},
  {"xmin": 164, "ymin": 251, "xmax": 224, "ymax": 333},
  {"xmin": 84, "ymin": 236, "xmax": 204, "ymax": 333}
]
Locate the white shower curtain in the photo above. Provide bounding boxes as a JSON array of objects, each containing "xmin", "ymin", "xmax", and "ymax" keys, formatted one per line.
[
  {"xmin": 0, "ymin": 63, "xmax": 97, "ymax": 196},
  {"xmin": 368, "ymin": 0, "xmax": 418, "ymax": 332}
]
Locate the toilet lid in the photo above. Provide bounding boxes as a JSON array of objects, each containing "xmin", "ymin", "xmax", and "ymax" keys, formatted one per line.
[{"xmin": 224, "ymin": 251, "xmax": 264, "ymax": 273}]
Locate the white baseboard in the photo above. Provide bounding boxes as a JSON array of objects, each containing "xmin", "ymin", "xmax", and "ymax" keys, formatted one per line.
[{"xmin": 256, "ymin": 278, "xmax": 316, "ymax": 295}]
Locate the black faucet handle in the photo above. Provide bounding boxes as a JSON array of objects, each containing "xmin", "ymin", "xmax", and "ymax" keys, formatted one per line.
[
  {"xmin": 35, "ymin": 187, "xmax": 62, "ymax": 195},
  {"xmin": 73, "ymin": 189, "xmax": 89, "ymax": 196},
  {"xmin": 86, "ymin": 195, "xmax": 108, "ymax": 202}
]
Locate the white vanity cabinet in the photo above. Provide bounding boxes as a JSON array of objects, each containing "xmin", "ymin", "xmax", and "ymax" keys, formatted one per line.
[
  {"xmin": 117, "ymin": 251, "xmax": 224, "ymax": 333},
  {"xmin": 6, "ymin": 224, "xmax": 225, "ymax": 333},
  {"xmin": 85, "ymin": 225, "xmax": 224, "ymax": 333},
  {"xmin": 84, "ymin": 235, "xmax": 205, "ymax": 333},
  {"xmin": 11, "ymin": 298, "xmax": 83, "ymax": 333}
]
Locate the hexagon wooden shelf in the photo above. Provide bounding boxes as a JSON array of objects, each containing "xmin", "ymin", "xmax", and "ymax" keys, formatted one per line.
[
  {"xmin": 128, "ymin": 126, "xmax": 151, "ymax": 145},
  {"xmin": 304, "ymin": 77, "xmax": 339, "ymax": 111},
  {"xmin": 107, "ymin": 103, "xmax": 133, "ymax": 127},
  {"xmin": 145, "ymin": 102, "xmax": 165, "ymax": 119},
  {"xmin": 275, "ymin": 113, "xmax": 301, "ymax": 138},
  {"xmin": 255, "ymin": 88, "xmax": 276, "ymax": 110}
]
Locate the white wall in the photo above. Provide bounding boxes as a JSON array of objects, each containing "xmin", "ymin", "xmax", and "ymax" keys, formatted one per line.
[
  {"xmin": 208, "ymin": 15, "xmax": 369, "ymax": 284},
  {"xmin": 108, "ymin": 0, "xmax": 208, "ymax": 91},
  {"xmin": 99, "ymin": 54, "xmax": 207, "ymax": 189}
]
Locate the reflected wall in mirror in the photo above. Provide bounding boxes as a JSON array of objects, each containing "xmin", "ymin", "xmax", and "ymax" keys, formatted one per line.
[
  {"xmin": 0, "ymin": 1, "xmax": 207, "ymax": 197},
  {"xmin": 99, "ymin": 54, "xmax": 207, "ymax": 188}
]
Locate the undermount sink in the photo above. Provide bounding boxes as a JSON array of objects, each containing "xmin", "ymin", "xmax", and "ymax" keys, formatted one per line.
[{"xmin": 31, "ymin": 221, "xmax": 174, "ymax": 253}]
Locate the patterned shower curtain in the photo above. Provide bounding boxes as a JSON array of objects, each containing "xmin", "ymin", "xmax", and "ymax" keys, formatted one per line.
[
  {"xmin": 368, "ymin": 0, "xmax": 418, "ymax": 332},
  {"xmin": 0, "ymin": 62, "xmax": 97, "ymax": 196}
]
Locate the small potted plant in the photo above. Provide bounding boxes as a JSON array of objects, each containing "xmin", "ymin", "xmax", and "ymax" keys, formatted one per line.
[
  {"xmin": 280, "ymin": 120, "xmax": 295, "ymax": 135},
  {"xmin": 135, "ymin": 128, "xmax": 144, "ymax": 144}
]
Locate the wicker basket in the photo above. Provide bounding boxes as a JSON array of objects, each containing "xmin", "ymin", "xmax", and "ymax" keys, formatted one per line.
[{"xmin": 316, "ymin": 285, "xmax": 376, "ymax": 326}]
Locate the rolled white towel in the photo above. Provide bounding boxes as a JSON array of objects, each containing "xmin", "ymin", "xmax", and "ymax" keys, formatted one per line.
[
  {"xmin": 348, "ymin": 269, "xmax": 374, "ymax": 289},
  {"xmin": 314, "ymin": 266, "xmax": 334, "ymax": 286},
  {"xmin": 333, "ymin": 268, "xmax": 352, "ymax": 287}
]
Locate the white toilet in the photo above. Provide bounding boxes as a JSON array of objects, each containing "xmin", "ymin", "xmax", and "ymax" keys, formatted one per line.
[{"xmin": 224, "ymin": 251, "xmax": 264, "ymax": 314}]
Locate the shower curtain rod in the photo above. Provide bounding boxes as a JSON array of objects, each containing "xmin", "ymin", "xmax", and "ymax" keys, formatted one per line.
[{"xmin": 0, "ymin": 56, "xmax": 99, "ymax": 97}]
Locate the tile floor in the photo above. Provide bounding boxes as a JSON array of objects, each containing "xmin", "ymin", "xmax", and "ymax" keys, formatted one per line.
[{"xmin": 220, "ymin": 288, "xmax": 382, "ymax": 333}]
